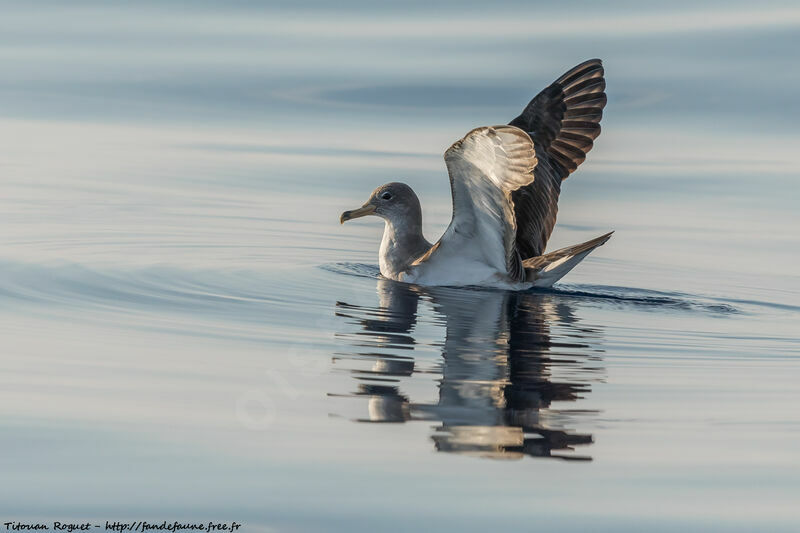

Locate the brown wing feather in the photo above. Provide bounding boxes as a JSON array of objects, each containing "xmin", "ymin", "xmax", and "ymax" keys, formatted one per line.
[
  {"xmin": 522, "ymin": 231, "xmax": 613, "ymax": 271},
  {"xmin": 509, "ymin": 59, "xmax": 606, "ymax": 258}
]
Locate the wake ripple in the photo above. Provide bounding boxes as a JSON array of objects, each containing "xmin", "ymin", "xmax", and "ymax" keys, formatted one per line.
[{"xmin": 323, "ymin": 262, "xmax": 741, "ymax": 315}]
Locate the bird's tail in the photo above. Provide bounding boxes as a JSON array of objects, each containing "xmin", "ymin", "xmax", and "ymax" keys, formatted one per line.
[{"xmin": 523, "ymin": 231, "xmax": 613, "ymax": 287}]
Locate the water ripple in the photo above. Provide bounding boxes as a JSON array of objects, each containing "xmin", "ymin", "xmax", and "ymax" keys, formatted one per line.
[{"xmin": 322, "ymin": 262, "xmax": 741, "ymax": 315}]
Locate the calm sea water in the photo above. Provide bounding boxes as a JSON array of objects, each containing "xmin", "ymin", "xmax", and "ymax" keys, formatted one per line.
[{"xmin": 2, "ymin": 1, "xmax": 799, "ymax": 531}]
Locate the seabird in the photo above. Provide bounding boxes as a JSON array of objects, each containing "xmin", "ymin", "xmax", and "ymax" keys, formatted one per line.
[{"xmin": 341, "ymin": 59, "xmax": 611, "ymax": 288}]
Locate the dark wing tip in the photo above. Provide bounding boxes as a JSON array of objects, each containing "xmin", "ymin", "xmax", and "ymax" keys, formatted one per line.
[
  {"xmin": 509, "ymin": 59, "xmax": 606, "ymax": 178},
  {"xmin": 551, "ymin": 60, "xmax": 606, "ymax": 177},
  {"xmin": 555, "ymin": 59, "xmax": 604, "ymax": 86},
  {"xmin": 508, "ymin": 60, "xmax": 607, "ymax": 260}
]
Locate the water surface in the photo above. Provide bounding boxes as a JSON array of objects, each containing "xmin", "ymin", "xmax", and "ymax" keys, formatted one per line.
[{"xmin": 1, "ymin": 1, "xmax": 799, "ymax": 531}]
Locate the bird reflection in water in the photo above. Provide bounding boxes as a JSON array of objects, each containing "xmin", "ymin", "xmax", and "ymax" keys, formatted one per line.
[{"xmin": 333, "ymin": 279, "xmax": 604, "ymax": 461}]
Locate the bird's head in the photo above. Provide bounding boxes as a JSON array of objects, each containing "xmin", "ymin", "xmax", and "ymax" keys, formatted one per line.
[{"xmin": 340, "ymin": 182, "xmax": 421, "ymax": 225}]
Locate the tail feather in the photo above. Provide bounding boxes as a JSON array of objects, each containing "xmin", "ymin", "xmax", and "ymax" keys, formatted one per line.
[{"xmin": 523, "ymin": 231, "xmax": 613, "ymax": 287}]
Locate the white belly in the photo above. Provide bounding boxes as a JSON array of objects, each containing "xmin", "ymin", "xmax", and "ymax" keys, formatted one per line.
[{"xmin": 402, "ymin": 256, "xmax": 527, "ymax": 289}]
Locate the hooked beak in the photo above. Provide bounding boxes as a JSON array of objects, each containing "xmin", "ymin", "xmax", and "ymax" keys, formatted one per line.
[{"xmin": 340, "ymin": 203, "xmax": 376, "ymax": 224}]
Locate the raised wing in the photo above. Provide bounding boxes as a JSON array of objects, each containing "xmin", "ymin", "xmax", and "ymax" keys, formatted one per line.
[
  {"xmin": 509, "ymin": 59, "xmax": 606, "ymax": 258},
  {"xmin": 414, "ymin": 125, "xmax": 536, "ymax": 282}
]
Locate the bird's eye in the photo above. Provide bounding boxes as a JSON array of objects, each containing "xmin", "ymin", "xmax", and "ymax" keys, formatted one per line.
[{"xmin": 381, "ymin": 192, "xmax": 392, "ymax": 200}]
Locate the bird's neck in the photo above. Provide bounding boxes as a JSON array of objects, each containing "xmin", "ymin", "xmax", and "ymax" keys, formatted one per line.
[{"xmin": 379, "ymin": 217, "xmax": 429, "ymax": 280}]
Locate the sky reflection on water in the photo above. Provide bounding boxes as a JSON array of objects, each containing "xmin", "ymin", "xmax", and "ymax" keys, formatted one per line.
[{"xmin": 1, "ymin": 1, "xmax": 799, "ymax": 531}]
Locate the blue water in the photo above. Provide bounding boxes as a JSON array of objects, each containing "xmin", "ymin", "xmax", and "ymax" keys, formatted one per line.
[{"xmin": 1, "ymin": 1, "xmax": 799, "ymax": 531}]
